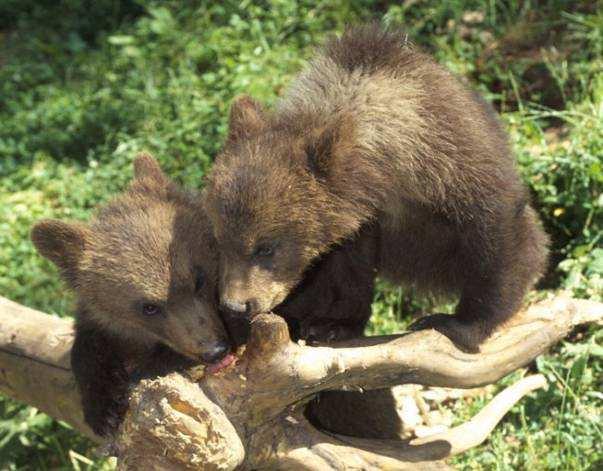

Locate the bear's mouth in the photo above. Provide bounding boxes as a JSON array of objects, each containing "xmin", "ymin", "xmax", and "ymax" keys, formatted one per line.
[{"xmin": 206, "ymin": 352, "xmax": 237, "ymax": 374}]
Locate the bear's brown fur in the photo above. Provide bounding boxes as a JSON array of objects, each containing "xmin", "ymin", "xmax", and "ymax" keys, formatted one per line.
[
  {"xmin": 32, "ymin": 154, "xmax": 230, "ymax": 436},
  {"xmin": 204, "ymin": 24, "xmax": 549, "ymax": 353},
  {"xmin": 274, "ymin": 224, "xmax": 403, "ymax": 440}
]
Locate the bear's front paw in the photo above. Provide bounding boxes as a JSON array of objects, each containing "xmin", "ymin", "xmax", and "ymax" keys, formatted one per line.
[{"xmin": 409, "ymin": 314, "xmax": 486, "ymax": 353}]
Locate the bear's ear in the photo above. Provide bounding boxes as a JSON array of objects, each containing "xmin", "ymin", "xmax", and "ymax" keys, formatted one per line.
[
  {"xmin": 133, "ymin": 153, "xmax": 168, "ymax": 184},
  {"xmin": 31, "ymin": 219, "xmax": 89, "ymax": 285},
  {"xmin": 227, "ymin": 95, "xmax": 267, "ymax": 143},
  {"xmin": 305, "ymin": 114, "xmax": 355, "ymax": 178}
]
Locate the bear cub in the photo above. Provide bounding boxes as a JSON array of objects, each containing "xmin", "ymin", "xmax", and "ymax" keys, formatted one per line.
[
  {"xmin": 204, "ymin": 24, "xmax": 549, "ymax": 353},
  {"xmin": 32, "ymin": 155, "xmax": 231, "ymax": 436}
]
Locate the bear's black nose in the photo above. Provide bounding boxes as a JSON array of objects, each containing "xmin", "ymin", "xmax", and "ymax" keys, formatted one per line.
[{"xmin": 200, "ymin": 341, "xmax": 230, "ymax": 364}]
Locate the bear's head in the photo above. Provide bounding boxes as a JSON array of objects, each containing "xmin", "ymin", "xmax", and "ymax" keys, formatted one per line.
[
  {"xmin": 32, "ymin": 154, "xmax": 231, "ymax": 365},
  {"xmin": 204, "ymin": 96, "xmax": 362, "ymax": 319}
]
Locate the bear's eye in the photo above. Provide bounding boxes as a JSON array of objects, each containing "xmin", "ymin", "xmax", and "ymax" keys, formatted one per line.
[
  {"xmin": 195, "ymin": 270, "xmax": 205, "ymax": 292},
  {"xmin": 253, "ymin": 244, "xmax": 274, "ymax": 257},
  {"xmin": 141, "ymin": 303, "xmax": 162, "ymax": 317}
]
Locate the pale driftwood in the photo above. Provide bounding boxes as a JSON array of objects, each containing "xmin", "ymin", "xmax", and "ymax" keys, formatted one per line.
[
  {"xmin": 0, "ymin": 295, "xmax": 601, "ymax": 469},
  {"xmin": 0, "ymin": 296, "xmax": 95, "ymax": 439}
]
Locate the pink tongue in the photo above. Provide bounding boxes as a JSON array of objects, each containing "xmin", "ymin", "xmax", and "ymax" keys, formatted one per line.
[{"xmin": 206, "ymin": 353, "xmax": 236, "ymax": 374}]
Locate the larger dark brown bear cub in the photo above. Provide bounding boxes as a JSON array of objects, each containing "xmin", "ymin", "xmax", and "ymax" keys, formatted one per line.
[
  {"xmin": 204, "ymin": 24, "xmax": 549, "ymax": 352},
  {"xmin": 32, "ymin": 155, "xmax": 231, "ymax": 436}
]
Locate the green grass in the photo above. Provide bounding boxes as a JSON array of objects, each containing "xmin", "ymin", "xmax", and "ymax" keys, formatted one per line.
[{"xmin": 0, "ymin": 1, "xmax": 601, "ymax": 469}]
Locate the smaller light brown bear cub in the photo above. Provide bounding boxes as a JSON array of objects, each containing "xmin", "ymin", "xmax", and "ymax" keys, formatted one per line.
[{"xmin": 31, "ymin": 155, "xmax": 230, "ymax": 437}]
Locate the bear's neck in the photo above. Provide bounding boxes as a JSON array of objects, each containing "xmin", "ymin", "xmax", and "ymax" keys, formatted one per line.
[{"xmin": 310, "ymin": 174, "xmax": 378, "ymax": 250}]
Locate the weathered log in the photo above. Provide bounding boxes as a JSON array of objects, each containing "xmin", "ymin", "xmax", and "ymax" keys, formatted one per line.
[
  {"xmin": 0, "ymin": 294, "xmax": 600, "ymax": 469},
  {"xmin": 0, "ymin": 296, "xmax": 95, "ymax": 440}
]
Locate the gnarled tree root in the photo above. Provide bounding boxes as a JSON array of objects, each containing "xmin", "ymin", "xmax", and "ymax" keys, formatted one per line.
[{"xmin": 0, "ymin": 295, "xmax": 600, "ymax": 469}]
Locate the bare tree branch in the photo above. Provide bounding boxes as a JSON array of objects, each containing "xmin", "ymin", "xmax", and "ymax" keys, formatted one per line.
[
  {"xmin": 0, "ymin": 296, "xmax": 95, "ymax": 440},
  {"xmin": 0, "ymin": 294, "xmax": 600, "ymax": 469}
]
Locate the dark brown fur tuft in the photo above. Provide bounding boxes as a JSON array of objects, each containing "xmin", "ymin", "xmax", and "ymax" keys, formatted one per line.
[{"xmin": 324, "ymin": 22, "xmax": 415, "ymax": 74}]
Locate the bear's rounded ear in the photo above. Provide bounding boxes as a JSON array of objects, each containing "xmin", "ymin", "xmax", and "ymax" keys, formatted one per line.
[
  {"xmin": 227, "ymin": 95, "xmax": 267, "ymax": 143},
  {"xmin": 133, "ymin": 153, "xmax": 168, "ymax": 184},
  {"xmin": 31, "ymin": 219, "xmax": 89, "ymax": 285},
  {"xmin": 305, "ymin": 114, "xmax": 355, "ymax": 178}
]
